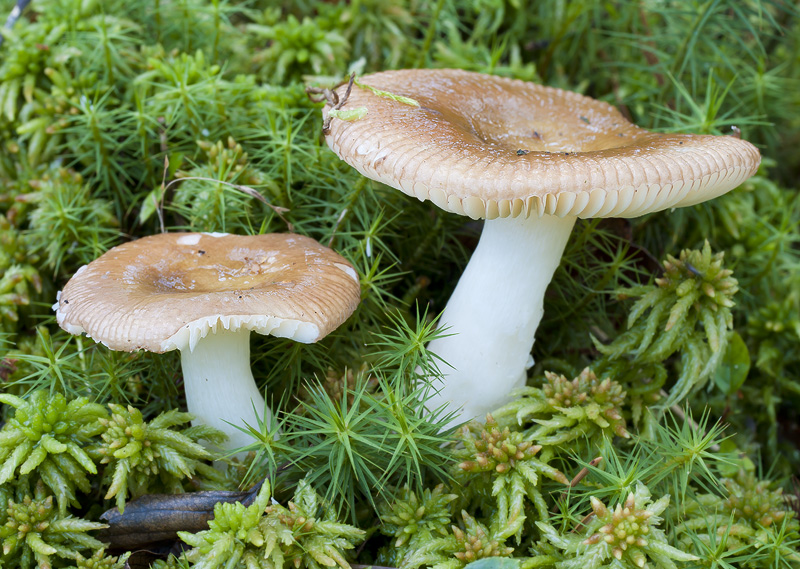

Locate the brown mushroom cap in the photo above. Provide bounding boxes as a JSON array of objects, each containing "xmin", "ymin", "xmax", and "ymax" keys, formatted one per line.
[
  {"xmin": 324, "ymin": 69, "xmax": 761, "ymax": 220},
  {"xmin": 55, "ymin": 232, "xmax": 361, "ymax": 352}
]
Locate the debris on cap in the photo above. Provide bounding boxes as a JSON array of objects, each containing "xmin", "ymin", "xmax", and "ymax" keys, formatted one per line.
[
  {"xmin": 324, "ymin": 68, "xmax": 761, "ymax": 220},
  {"xmin": 54, "ymin": 232, "xmax": 361, "ymax": 353}
]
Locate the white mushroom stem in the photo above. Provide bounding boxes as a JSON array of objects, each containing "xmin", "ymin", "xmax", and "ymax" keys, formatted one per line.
[
  {"xmin": 423, "ymin": 214, "xmax": 577, "ymax": 422},
  {"xmin": 180, "ymin": 328, "xmax": 269, "ymax": 452}
]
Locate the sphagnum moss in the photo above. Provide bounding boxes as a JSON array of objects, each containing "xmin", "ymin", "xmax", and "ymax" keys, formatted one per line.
[
  {"xmin": 0, "ymin": 480, "xmax": 106, "ymax": 569},
  {"xmin": 379, "ymin": 484, "xmax": 457, "ymax": 550},
  {"xmin": 0, "ymin": 214, "xmax": 41, "ymax": 333},
  {"xmin": 537, "ymin": 483, "xmax": 698, "ymax": 569},
  {"xmin": 378, "ymin": 484, "xmax": 458, "ymax": 567},
  {"xmin": 455, "ymin": 416, "xmax": 568, "ymax": 540},
  {"xmin": 179, "ymin": 478, "xmax": 364, "ymax": 569},
  {"xmin": 89, "ymin": 404, "xmax": 222, "ymax": 513},
  {"xmin": 676, "ymin": 469, "xmax": 800, "ymax": 561},
  {"xmin": 595, "ymin": 241, "xmax": 739, "ymax": 406},
  {"xmin": 722, "ymin": 470, "xmax": 789, "ymax": 528},
  {"xmin": 66, "ymin": 549, "xmax": 131, "ymax": 569},
  {"xmin": 493, "ymin": 368, "xmax": 629, "ymax": 447},
  {"xmin": 0, "ymin": 391, "xmax": 106, "ymax": 514},
  {"xmin": 403, "ymin": 510, "xmax": 514, "ymax": 569}
]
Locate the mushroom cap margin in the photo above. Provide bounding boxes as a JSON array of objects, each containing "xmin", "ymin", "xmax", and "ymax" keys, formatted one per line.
[
  {"xmin": 324, "ymin": 69, "xmax": 761, "ymax": 220},
  {"xmin": 54, "ymin": 232, "xmax": 361, "ymax": 352}
]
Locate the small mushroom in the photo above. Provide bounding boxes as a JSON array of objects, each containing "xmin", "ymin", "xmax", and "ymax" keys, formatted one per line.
[
  {"xmin": 54, "ymin": 232, "xmax": 361, "ymax": 450},
  {"xmin": 322, "ymin": 68, "xmax": 760, "ymax": 421}
]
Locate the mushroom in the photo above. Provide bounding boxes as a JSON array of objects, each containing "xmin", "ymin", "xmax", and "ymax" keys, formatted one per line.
[
  {"xmin": 54, "ymin": 232, "xmax": 361, "ymax": 450},
  {"xmin": 322, "ymin": 68, "xmax": 761, "ymax": 421}
]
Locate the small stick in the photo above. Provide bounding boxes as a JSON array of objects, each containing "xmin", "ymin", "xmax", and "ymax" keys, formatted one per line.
[
  {"xmin": 572, "ymin": 510, "xmax": 596, "ymax": 534},
  {"xmin": 0, "ymin": 0, "xmax": 31, "ymax": 48},
  {"xmin": 163, "ymin": 175, "xmax": 293, "ymax": 232},
  {"xmin": 99, "ymin": 479, "xmax": 266, "ymax": 549},
  {"xmin": 328, "ymin": 207, "xmax": 348, "ymax": 248},
  {"xmin": 307, "ymin": 73, "xmax": 356, "ymax": 135},
  {"xmin": 157, "ymin": 156, "xmax": 169, "ymax": 233},
  {"xmin": 569, "ymin": 456, "xmax": 604, "ymax": 487},
  {"xmin": 660, "ymin": 390, "xmax": 721, "ymax": 452},
  {"xmin": 554, "ymin": 456, "xmax": 604, "ymax": 520},
  {"xmin": 564, "ymin": 457, "xmax": 604, "ymax": 533}
]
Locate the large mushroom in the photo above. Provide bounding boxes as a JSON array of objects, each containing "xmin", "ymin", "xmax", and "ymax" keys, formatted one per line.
[
  {"xmin": 322, "ymin": 68, "xmax": 760, "ymax": 421},
  {"xmin": 54, "ymin": 232, "xmax": 361, "ymax": 450}
]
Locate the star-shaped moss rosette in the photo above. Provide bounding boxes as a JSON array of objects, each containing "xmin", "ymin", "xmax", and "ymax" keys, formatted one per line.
[
  {"xmin": 179, "ymin": 478, "xmax": 364, "ymax": 569},
  {"xmin": 260, "ymin": 477, "xmax": 365, "ymax": 569},
  {"xmin": 88, "ymin": 404, "xmax": 224, "ymax": 513},
  {"xmin": 171, "ymin": 137, "xmax": 276, "ymax": 231},
  {"xmin": 455, "ymin": 416, "xmax": 568, "ymax": 539},
  {"xmin": 494, "ymin": 368, "xmax": 629, "ymax": 447},
  {"xmin": 537, "ymin": 483, "xmax": 698, "ymax": 569},
  {"xmin": 297, "ymin": 365, "xmax": 378, "ymax": 410},
  {"xmin": 675, "ymin": 470, "xmax": 800, "ymax": 560},
  {"xmin": 0, "ymin": 391, "xmax": 107, "ymax": 513},
  {"xmin": 27, "ymin": 168, "xmax": 118, "ymax": 274},
  {"xmin": 595, "ymin": 241, "xmax": 738, "ymax": 406},
  {"xmin": 0, "ymin": 479, "xmax": 106, "ymax": 569},
  {"xmin": 402, "ymin": 510, "xmax": 514, "ymax": 569},
  {"xmin": 378, "ymin": 484, "xmax": 457, "ymax": 565}
]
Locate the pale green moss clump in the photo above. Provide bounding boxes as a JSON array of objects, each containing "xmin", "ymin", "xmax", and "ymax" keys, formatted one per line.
[
  {"xmin": 89, "ymin": 404, "xmax": 221, "ymax": 512},
  {"xmin": 722, "ymin": 470, "xmax": 790, "ymax": 527},
  {"xmin": 378, "ymin": 484, "xmax": 457, "ymax": 566},
  {"xmin": 179, "ymin": 478, "xmax": 365, "ymax": 569},
  {"xmin": 0, "ymin": 480, "xmax": 106, "ymax": 569},
  {"xmin": 455, "ymin": 416, "xmax": 568, "ymax": 539},
  {"xmin": 538, "ymin": 483, "xmax": 698, "ymax": 569},
  {"xmin": 380, "ymin": 484, "xmax": 456, "ymax": 549},
  {"xmin": 66, "ymin": 549, "xmax": 131, "ymax": 569},
  {"xmin": 676, "ymin": 470, "xmax": 800, "ymax": 561},
  {"xmin": 0, "ymin": 392, "xmax": 106, "ymax": 513},
  {"xmin": 403, "ymin": 510, "xmax": 514, "ymax": 569},
  {"xmin": 0, "ymin": 214, "xmax": 41, "ymax": 333},
  {"xmin": 494, "ymin": 368, "xmax": 629, "ymax": 446},
  {"xmin": 595, "ymin": 241, "xmax": 738, "ymax": 405}
]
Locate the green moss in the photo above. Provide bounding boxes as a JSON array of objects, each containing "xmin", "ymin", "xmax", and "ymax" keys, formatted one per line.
[
  {"xmin": 89, "ymin": 405, "xmax": 222, "ymax": 512},
  {"xmin": 595, "ymin": 242, "xmax": 738, "ymax": 406},
  {"xmin": 0, "ymin": 214, "xmax": 41, "ymax": 334},
  {"xmin": 0, "ymin": 0, "xmax": 798, "ymax": 567},
  {"xmin": 538, "ymin": 483, "xmax": 698, "ymax": 569},
  {"xmin": 379, "ymin": 484, "xmax": 457, "ymax": 563},
  {"xmin": 403, "ymin": 510, "xmax": 515, "ymax": 569},
  {"xmin": 0, "ymin": 391, "xmax": 106, "ymax": 514},
  {"xmin": 0, "ymin": 479, "xmax": 106, "ymax": 569},
  {"xmin": 494, "ymin": 368, "xmax": 629, "ymax": 447},
  {"xmin": 179, "ymin": 478, "xmax": 365, "ymax": 569}
]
